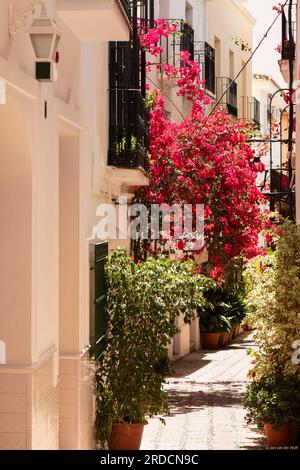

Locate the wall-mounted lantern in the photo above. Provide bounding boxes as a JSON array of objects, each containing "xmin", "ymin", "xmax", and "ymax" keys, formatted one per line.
[{"xmin": 29, "ymin": 17, "xmax": 61, "ymax": 82}]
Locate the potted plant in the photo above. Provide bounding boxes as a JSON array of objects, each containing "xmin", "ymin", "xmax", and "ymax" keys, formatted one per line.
[
  {"xmin": 241, "ymin": 321, "xmax": 252, "ymax": 332},
  {"xmin": 281, "ymin": 38, "xmax": 296, "ymax": 60},
  {"xmin": 225, "ymin": 289, "xmax": 247, "ymax": 338},
  {"xmin": 95, "ymin": 250, "xmax": 206, "ymax": 449},
  {"xmin": 200, "ymin": 313, "xmax": 221, "ymax": 349},
  {"xmin": 218, "ymin": 315, "xmax": 233, "ymax": 346},
  {"xmin": 199, "ymin": 285, "xmax": 246, "ymax": 348},
  {"xmin": 200, "ymin": 312, "xmax": 234, "ymax": 349},
  {"xmin": 244, "ymin": 373, "xmax": 300, "ymax": 447}
]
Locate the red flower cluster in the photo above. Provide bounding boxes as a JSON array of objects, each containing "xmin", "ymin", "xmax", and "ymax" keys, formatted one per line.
[
  {"xmin": 136, "ymin": 20, "xmax": 266, "ymax": 278},
  {"xmin": 272, "ymin": 3, "xmax": 284, "ymax": 14},
  {"xmin": 139, "ymin": 19, "xmax": 177, "ymax": 56}
]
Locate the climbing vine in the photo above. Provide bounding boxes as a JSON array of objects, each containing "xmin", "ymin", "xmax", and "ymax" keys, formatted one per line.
[{"xmin": 134, "ymin": 20, "xmax": 267, "ymax": 280}]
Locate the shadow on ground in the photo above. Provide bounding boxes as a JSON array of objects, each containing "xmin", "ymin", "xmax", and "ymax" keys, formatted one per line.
[
  {"xmin": 142, "ymin": 331, "xmax": 266, "ymax": 450},
  {"xmin": 165, "ymin": 381, "xmax": 245, "ymax": 416},
  {"xmin": 170, "ymin": 332, "xmax": 255, "ymax": 378}
]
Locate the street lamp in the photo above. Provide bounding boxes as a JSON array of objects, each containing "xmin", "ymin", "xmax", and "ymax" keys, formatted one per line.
[{"xmin": 29, "ymin": 16, "xmax": 61, "ymax": 82}]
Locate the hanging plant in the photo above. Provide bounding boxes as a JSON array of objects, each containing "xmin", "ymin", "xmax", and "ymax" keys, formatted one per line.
[{"xmin": 231, "ymin": 37, "xmax": 252, "ymax": 52}]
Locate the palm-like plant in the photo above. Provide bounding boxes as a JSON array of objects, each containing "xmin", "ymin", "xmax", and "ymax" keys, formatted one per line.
[{"xmin": 199, "ymin": 285, "xmax": 247, "ymax": 332}]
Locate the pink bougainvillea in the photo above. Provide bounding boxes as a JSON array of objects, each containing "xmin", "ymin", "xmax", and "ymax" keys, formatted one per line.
[
  {"xmin": 139, "ymin": 19, "xmax": 177, "ymax": 57},
  {"xmin": 135, "ymin": 19, "xmax": 267, "ymax": 279},
  {"xmin": 272, "ymin": 3, "xmax": 284, "ymax": 14}
]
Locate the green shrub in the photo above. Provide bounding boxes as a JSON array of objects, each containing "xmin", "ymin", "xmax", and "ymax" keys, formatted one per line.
[
  {"xmin": 243, "ymin": 220, "xmax": 300, "ymax": 378},
  {"xmin": 95, "ymin": 249, "xmax": 210, "ymax": 447},
  {"xmin": 243, "ymin": 220, "xmax": 300, "ymax": 433},
  {"xmin": 243, "ymin": 373, "xmax": 300, "ymax": 430}
]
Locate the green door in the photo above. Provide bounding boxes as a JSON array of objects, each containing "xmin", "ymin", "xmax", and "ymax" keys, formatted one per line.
[{"xmin": 90, "ymin": 242, "xmax": 108, "ymax": 360}]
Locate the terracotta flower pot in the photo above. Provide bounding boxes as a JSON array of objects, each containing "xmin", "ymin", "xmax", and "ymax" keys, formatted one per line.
[
  {"xmin": 109, "ymin": 423, "xmax": 146, "ymax": 450},
  {"xmin": 218, "ymin": 332, "xmax": 227, "ymax": 347},
  {"xmin": 224, "ymin": 332, "xmax": 230, "ymax": 344},
  {"xmin": 202, "ymin": 332, "xmax": 220, "ymax": 349},
  {"xmin": 263, "ymin": 422, "xmax": 297, "ymax": 447},
  {"xmin": 232, "ymin": 327, "xmax": 238, "ymax": 339},
  {"xmin": 228, "ymin": 331, "xmax": 233, "ymax": 343}
]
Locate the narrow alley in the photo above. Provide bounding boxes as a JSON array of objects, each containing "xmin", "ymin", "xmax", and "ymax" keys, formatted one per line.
[
  {"xmin": 141, "ymin": 332, "xmax": 265, "ymax": 450},
  {"xmin": 1, "ymin": 0, "xmax": 299, "ymax": 457}
]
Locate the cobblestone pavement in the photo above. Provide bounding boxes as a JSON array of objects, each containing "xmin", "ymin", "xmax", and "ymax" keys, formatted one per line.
[{"xmin": 141, "ymin": 332, "xmax": 265, "ymax": 450}]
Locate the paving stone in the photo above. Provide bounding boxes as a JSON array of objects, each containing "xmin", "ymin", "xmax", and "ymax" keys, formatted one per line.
[{"xmin": 141, "ymin": 332, "xmax": 265, "ymax": 450}]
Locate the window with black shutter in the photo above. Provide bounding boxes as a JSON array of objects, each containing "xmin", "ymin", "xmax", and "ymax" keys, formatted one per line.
[
  {"xmin": 107, "ymin": 2, "xmax": 153, "ymax": 170},
  {"xmin": 194, "ymin": 41, "xmax": 215, "ymax": 95}
]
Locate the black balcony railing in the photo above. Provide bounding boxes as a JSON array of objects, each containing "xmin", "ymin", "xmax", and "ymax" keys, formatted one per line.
[
  {"xmin": 253, "ymin": 97, "xmax": 260, "ymax": 126},
  {"xmin": 281, "ymin": 4, "xmax": 297, "ymax": 60},
  {"xmin": 271, "ymin": 168, "xmax": 290, "ymax": 194},
  {"xmin": 108, "ymin": 89, "xmax": 149, "ymax": 170},
  {"xmin": 108, "ymin": 2, "xmax": 152, "ymax": 171},
  {"xmin": 119, "ymin": 0, "xmax": 154, "ymax": 29},
  {"xmin": 109, "ymin": 2, "xmax": 154, "ymax": 92},
  {"xmin": 215, "ymin": 77, "xmax": 238, "ymax": 117},
  {"xmin": 194, "ymin": 41, "xmax": 215, "ymax": 95},
  {"xmin": 181, "ymin": 21, "xmax": 194, "ymax": 59},
  {"xmin": 241, "ymin": 96, "xmax": 261, "ymax": 127},
  {"xmin": 270, "ymin": 165, "xmax": 295, "ymax": 216},
  {"xmin": 160, "ymin": 19, "xmax": 194, "ymax": 67}
]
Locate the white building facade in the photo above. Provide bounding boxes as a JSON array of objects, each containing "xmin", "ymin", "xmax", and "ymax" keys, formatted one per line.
[{"xmin": 0, "ymin": 0, "xmax": 151, "ymax": 450}]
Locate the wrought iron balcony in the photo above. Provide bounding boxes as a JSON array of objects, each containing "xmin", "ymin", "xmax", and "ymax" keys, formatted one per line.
[
  {"xmin": 281, "ymin": 3, "xmax": 297, "ymax": 60},
  {"xmin": 271, "ymin": 168, "xmax": 291, "ymax": 194},
  {"xmin": 123, "ymin": 1, "xmax": 154, "ymax": 27},
  {"xmin": 160, "ymin": 19, "xmax": 194, "ymax": 67},
  {"xmin": 241, "ymin": 96, "xmax": 260, "ymax": 128},
  {"xmin": 108, "ymin": 89, "xmax": 149, "ymax": 170},
  {"xmin": 107, "ymin": 2, "xmax": 153, "ymax": 171},
  {"xmin": 194, "ymin": 41, "xmax": 215, "ymax": 95},
  {"xmin": 215, "ymin": 77, "xmax": 238, "ymax": 117},
  {"xmin": 266, "ymin": 164, "xmax": 296, "ymax": 219}
]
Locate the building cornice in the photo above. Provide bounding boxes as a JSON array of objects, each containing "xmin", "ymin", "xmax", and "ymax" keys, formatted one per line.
[
  {"xmin": 230, "ymin": 0, "xmax": 256, "ymax": 25},
  {"xmin": 253, "ymin": 73, "xmax": 284, "ymax": 91}
]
